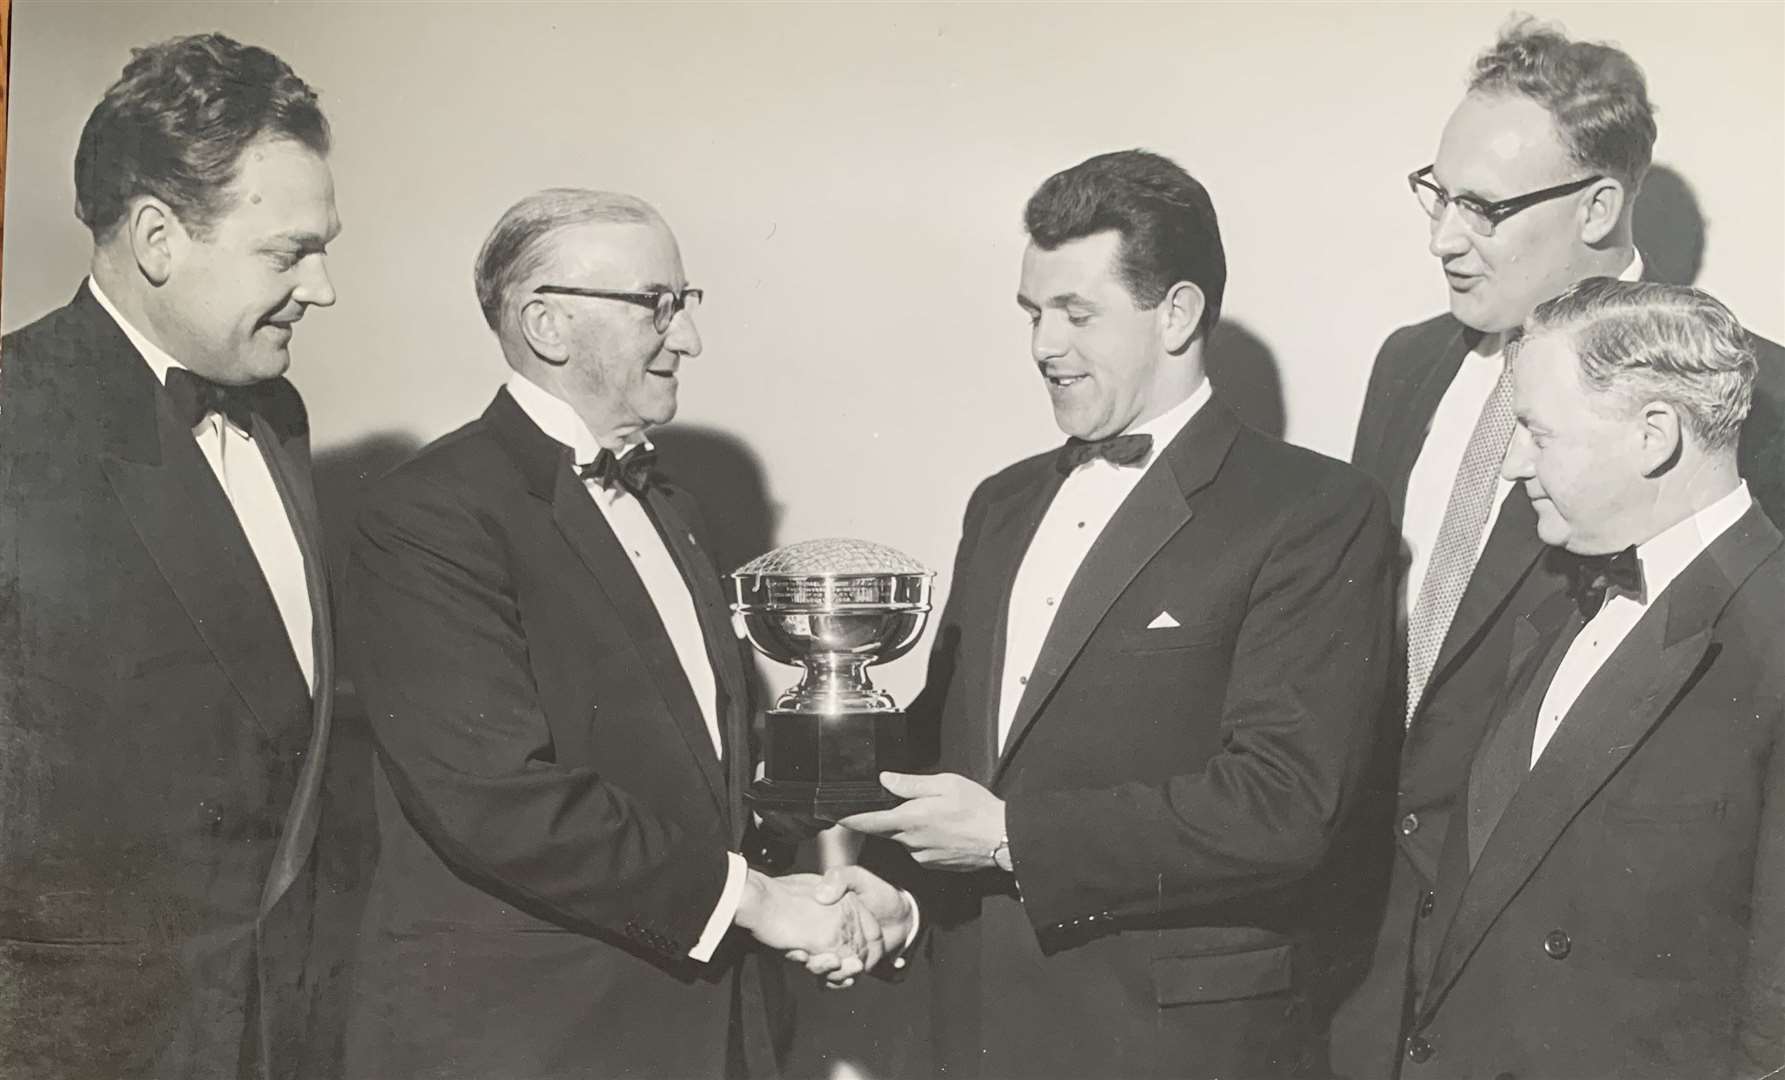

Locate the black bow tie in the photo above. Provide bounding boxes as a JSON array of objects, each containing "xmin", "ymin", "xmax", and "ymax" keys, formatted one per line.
[
  {"xmin": 1056, "ymin": 433, "xmax": 1154, "ymax": 475},
  {"xmin": 577, "ymin": 444, "xmax": 657, "ymax": 495},
  {"xmin": 1567, "ymin": 545, "xmax": 1645, "ymax": 618},
  {"xmin": 164, "ymin": 367, "xmax": 261, "ymax": 432}
]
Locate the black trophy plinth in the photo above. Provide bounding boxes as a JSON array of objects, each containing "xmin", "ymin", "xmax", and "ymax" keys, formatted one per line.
[{"xmin": 747, "ymin": 707, "xmax": 906, "ymax": 822}]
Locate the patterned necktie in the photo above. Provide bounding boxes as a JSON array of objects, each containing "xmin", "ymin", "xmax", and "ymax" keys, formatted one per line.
[
  {"xmin": 1055, "ymin": 432, "xmax": 1153, "ymax": 475},
  {"xmin": 1405, "ymin": 359, "xmax": 1518, "ymax": 725},
  {"xmin": 577, "ymin": 444, "xmax": 657, "ymax": 494}
]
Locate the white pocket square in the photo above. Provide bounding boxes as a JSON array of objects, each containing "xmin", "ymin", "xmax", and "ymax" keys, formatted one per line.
[{"xmin": 1146, "ymin": 611, "xmax": 1181, "ymax": 630}]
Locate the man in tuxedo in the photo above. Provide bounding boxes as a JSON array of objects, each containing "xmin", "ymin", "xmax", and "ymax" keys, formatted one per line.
[
  {"xmin": 1404, "ymin": 278, "xmax": 1784, "ymax": 1079},
  {"xmin": 1332, "ymin": 21, "xmax": 1785, "ymax": 1076},
  {"xmin": 840, "ymin": 150, "xmax": 1396, "ymax": 1079},
  {"xmin": 341, "ymin": 189, "xmax": 907, "ymax": 1079},
  {"xmin": 0, "ymin": 34, "xmax": 341, "ymax": 1079}
]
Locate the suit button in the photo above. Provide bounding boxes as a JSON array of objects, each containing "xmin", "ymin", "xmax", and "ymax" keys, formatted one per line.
[
  {"xmin": 1419, "ymin": 890, "xmax": 1435, "ymax": 918},
  {"xmin": 1543, "ymin": 930, "xmax": 1571, "ymax": 959},
  {"xmin": 1400, "ymin": 813, "xmax": 1420, "ymax": 836},
  {"xmin": 1406, "ymin": 1035, "xmax": 1433, "ymax": 1063}
]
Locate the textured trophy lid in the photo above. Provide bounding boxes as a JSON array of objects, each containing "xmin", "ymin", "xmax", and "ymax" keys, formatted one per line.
[{"xmin": 736, "ymin": 538, "xmax": 928, "ymax": 577}]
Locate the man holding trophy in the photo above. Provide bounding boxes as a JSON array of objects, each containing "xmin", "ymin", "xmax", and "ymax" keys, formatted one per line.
[
  {"xmin": 836, "ymin": 151, "xmax": 1399, "ymax": 1079},
  {"xmin": 340, "ymin": 189, "xmax": 910, "ymax": 1079}
]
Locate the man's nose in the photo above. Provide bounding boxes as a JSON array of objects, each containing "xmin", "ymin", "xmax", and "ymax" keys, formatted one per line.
[
  {"xmin": 666, "ymin": 306, "xmax": 702, "ymax": 358},
  {"xmin": 1427, "ymin": 204, "xmax": 1473, "ymax": 260},
  {"xmin": 1030, "ymin": 315, "xmax": 1068, "ymax": 363},
  {"xmin": 295, "ymin": 254, "xmax": 337, "ymax": 309},
  {"xmin": 1500, "ymin": 424, "xmax": 1536, "ymax": 482}
]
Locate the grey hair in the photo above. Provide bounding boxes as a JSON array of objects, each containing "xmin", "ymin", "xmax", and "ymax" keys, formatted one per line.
[
  {"xmin": 473, "ymin": 188, "xmax": 661, "ymax": 333},
  {"xmin": 1524, "ymin": 277, "xmax": 1756, "ymax": 452}
]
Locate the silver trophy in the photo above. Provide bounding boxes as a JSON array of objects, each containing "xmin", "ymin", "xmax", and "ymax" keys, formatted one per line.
[{"xmin": 732, "ymin": 538, "xmax": 934, "ymax": 821}]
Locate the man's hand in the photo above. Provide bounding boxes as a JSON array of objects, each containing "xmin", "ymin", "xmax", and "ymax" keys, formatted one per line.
[
  {"xmin": 787, "ymin": 865, "xmax": 918, "ymax": 988},
  {"xmin": 734, "ymin": 871, "xmax": 884, "ymax": 982},
  {"xmin": 839, "ymin": 771, "xmax": 1007, "ymax": 871}
]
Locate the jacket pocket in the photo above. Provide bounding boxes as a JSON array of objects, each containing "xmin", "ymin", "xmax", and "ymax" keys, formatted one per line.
[{"xmin": 1151, "ymin": 941, "xmax": 1294, "ymax": 1006}]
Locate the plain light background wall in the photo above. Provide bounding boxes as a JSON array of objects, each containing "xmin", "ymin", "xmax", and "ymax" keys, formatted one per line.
[{"xmin": 5, "ymin": 1, "xmax": 1782, "ymax": 702}]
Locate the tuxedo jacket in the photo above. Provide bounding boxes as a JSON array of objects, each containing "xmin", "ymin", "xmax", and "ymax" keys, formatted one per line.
[
  {"xmin": 1331, "ymin": 311, "xmax": 1785, "ymax": 1079},
  {"xmin": 1404, "ymin": 505, "xmax": 1785, "ymax": 1080},
  {"xmin": 911, "ymin": 397, "xmax": 1397, "ymax": 1080},
  {"xmin": 341, "ymin": 389, "xmax": 782, "ymax": 1080},
  {"xmin": 0, "ymin": 286, "xmax": 336, "ymax": 1079}
]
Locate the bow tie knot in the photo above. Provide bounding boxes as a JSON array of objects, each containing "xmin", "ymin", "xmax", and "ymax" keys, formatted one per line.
[
  {"xmin": 1567, "ymin": 545, "xmax": 1644, "ymax": 618},
  {"xmin": 164, "ymin": 367, "xmax": 261, "ymax": 432},
  {"xmin": 577, "ymin": 444, "xmax": 657, "ymax": 495},
  {"xmin": 1055, "ymin": 432, "xmax": 1154, "ymax": 475}
]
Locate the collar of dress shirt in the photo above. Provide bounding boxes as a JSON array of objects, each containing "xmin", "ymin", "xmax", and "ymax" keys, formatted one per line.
[
  {"xmin": 1111, "ymin": 377, "xmax": 1213, "ymax": 469},
  {"xmin": 504, "ymin": 370, "xmax": 652, "ymax": 470},
  {"xmin": 88, "ymin": 275, "xmax": 188, "ymax": 389},
  {"xmin": 1627, "ymin": 480, "xmax": 1753, "ymax": 607},
  {"xmin": 1475, "ymin": 252, "xmax": 1645, "ymax": 363}
]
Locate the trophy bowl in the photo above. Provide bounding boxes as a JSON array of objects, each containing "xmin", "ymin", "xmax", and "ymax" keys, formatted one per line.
[{"xmin": 733, "ymin": 539, "xmax": 933, "ymax": 821}]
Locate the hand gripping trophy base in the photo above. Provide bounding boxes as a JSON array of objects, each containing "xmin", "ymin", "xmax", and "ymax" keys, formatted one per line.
[{"xmin": 732, "ymin": 540, "xmax": 933, "ymax": 824}]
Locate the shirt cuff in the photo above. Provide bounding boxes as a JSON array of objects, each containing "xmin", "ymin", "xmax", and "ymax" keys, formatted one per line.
[
  {"xmin": 689, "ymin": 851, "xmax": 748, "ymax": 963},
  {"xmin": 890, "ymin": 888, "xmax": 921, "ymax": 969}
]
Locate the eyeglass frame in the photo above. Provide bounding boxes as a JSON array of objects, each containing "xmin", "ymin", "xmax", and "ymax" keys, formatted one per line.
[
  {"xmin": 1408, "ymin": 165, "xmax": 1606, "ymax": 236},
  {"xmin": 533, "ymin": 284, "xmax": 704, "ymax": 333}
]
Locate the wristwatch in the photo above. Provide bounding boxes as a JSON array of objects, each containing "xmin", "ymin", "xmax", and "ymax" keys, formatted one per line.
[{"xmin": 991, "ymin": 834, "xmax": 1013, "ymax": 873}]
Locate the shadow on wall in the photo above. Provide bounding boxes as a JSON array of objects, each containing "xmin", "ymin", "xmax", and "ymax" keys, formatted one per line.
[
  {"xmin": 654, "ymin": 424, "xmax": 784, "ymax": 574},
  {"xmin": 1208, "ymin": 318, "xmax": 1286, "ymax": 439},
  {"xmin": 1633, "ymin": 164, "xmax": 1704, "ymax": 286}
]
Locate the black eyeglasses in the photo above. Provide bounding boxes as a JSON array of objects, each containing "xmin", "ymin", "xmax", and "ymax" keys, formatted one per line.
[
  {"xmin": 1408, "ymin": 165, "xmax": 1605, "ymax": 237},
  {"xmin": 534, "ymin": 285, "xmax": 703, "ymax": 332}
]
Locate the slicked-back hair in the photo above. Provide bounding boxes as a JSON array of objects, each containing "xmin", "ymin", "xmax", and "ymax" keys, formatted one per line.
[
  {"xmin": 74, "ymin": 33, "xmax": 329, "ymax": 240},
  {"xmin": 1525, "ymin": 278, "xmax": 1756, "ymax": 452},
  {"xmin": 1023, "ymin": 149, "xmax": 1226, "ymax": 339},
  {"xmin": 1469, "ymin": 17, "xmax": 1656, "ymax": 190},
  {"xmin": 473, "ymin": 189, "xmax": 662, "ymax": 334}
]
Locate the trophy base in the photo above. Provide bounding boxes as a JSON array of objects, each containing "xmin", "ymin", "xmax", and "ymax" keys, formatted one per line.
[
  {"xmin": 746, "ymin": 778, "xmax": 902, "ymax": 823},
  {"xmin": 748, "ymin": 707, "xmax": 907, "ymax": 822}
]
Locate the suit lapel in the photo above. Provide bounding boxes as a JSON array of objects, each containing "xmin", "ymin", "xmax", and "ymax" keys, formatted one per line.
[
  {"xmin": 959, "ymin": 463, "xmax": 1064, "ymax": 784},
  {"xmin": 993, "ymin": 399, "xmax": 1238, "ymax": 783},
  {"xmin": 1381, "ymin": 322, "xmax": 1475, "ymax": 520},
  {"xmin": 551, "ymin": 468, "xmax": 729, "ymax": 818},
  {"xmin": 252, "ymin": 415, "xmax": 335, "ymax": 915},
  {"xmin": 1420, "ymin": 506, "xmax": 1782, "ymax": 1019},
  {"xmin": 102, "ymin": 376, "xmax": 309, "ymax": 740},
  {"xmin": 645, "ymin": 484, "xmax": 752, "ymax": 832},
  {"xmin": 1419, "ymin": 488, "xmax": 1547, "ymax": 708}
]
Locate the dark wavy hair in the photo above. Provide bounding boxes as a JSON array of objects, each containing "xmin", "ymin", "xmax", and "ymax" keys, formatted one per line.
[
  {"xmin": 74, "ymin": 32, "xmax": 329, "ymax": 240},
  {"xmin": 1470, "ymin": 17, "xmax": 1656, "ymax": 190},
  {"xmin": 1023, "ymin": 149, "xmax": 1225, "ymax": 339}
]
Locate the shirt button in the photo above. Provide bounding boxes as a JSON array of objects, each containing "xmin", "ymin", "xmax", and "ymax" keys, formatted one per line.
[
  {"xmin": 1045, "ymin": 597, "xmax": 1056, "ymax": 607},
  {"xmin": 1400, "ymin": 812, "xmax": 1420, "ymax": 836},
  {"xmin": 1018, "ymin": 676, "xmax": 1028, "ymax": 685},
  {"xmin": 1543, "ymin": 930, "xmax": 1572, "ymax": 959}
]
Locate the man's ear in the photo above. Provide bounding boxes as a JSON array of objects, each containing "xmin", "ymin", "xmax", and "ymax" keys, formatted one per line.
[
  {"xmin": 126, "ymin": 198, "xmax": 181, "ymax": 286},
  {"xmin": 518, "ymin": 297, "xmax": 571, "ymax": 366},
  {"xmin": 1579, "ymin": 178, "xmax": 1627, "ymax": 246},
  {"xmin": 1636, "ymin": 398, "xmax": 1683, "ymax": 477},
  {"xmin": 1160, "ymin": 280, "xmax": 1206, "ymax": 354}
]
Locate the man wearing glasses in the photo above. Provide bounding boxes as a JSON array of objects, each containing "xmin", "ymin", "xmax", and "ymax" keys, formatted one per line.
[
  {"xmin": 1331, "ymin": 19, "xmax": 1784, "ymax": 1078},
  {"xmin": 340, "ymin": 189, "xmax": 907, "ymax": 1079}
]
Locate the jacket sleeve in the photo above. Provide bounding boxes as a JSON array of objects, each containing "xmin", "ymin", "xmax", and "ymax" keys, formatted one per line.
[
  {"xmin": 346, "ymin": 471, "xmax": 731, "ymax": 957},
  {"xmin": 1006, "ymin": 473, "xmax": 1398, "ymax": 929}
]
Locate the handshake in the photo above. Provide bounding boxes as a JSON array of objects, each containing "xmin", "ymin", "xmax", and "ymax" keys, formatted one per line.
[{"xmin": 734, "ymin": 864, "xmax": 914, "ymax": 988}]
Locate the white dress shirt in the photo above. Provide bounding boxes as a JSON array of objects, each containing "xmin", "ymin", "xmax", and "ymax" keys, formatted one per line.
[
  {"xmin": 504, "ymin": 372, "xmax": 744, "ymax": 961},
  {"xmin": 1400, "ymin": 251, "xmax": 1645, "ymax": 623},
  {"xmin": 997, "ymin": 380, "xmax": 1212, "ymax": 749},
  {"xmin": 1529, "ymin": 482, "xmax": 1752, "ymax": 766},
  {"xmin": 89, "ymin": 277, "xmax": 317, "ymax": 693}
]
